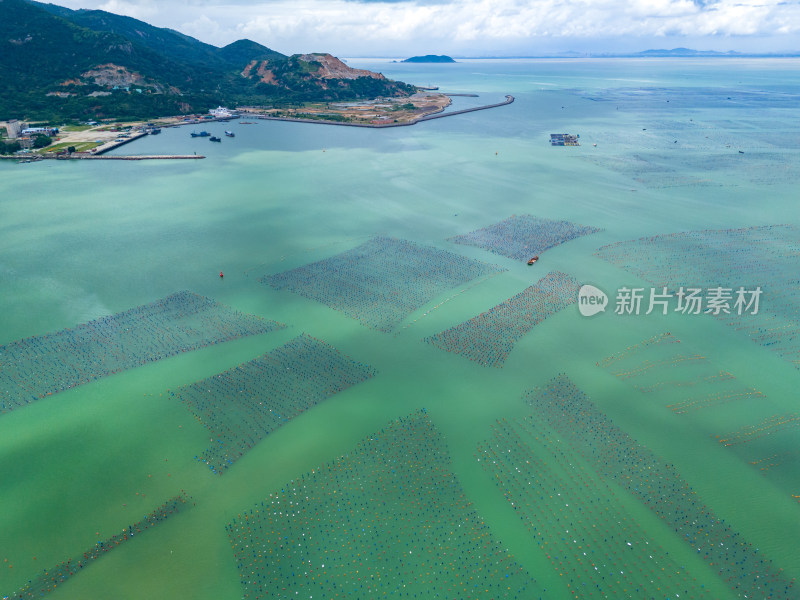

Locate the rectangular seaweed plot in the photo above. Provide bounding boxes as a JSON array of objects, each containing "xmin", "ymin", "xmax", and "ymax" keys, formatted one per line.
[
  {"xmin": 597, "ymin": 332, "xmax": 764, "ymax": 414},
  {"xmin": 425, "ymin": 271, "xmax": 580, "ymax": 367},
  {"xmin": 176, "ymin": 334, "xmax": 376, "ymax": 474},
  {"xmin": 0, "ymin": 291, "xmax": 283, "ymax": 415},
  {"xmin": 596, "ymin": 225, "xmax": 800, "ymax": 369},
  {"xmin": 226, "ymin": 411, "xmax": 537, "ymax": 599},
  {"xmin": 8, "ymin": 493, "xmax": 192, "ymax": 600},
  {"xmin": 478, "ymin": 418, "xmax": 711, "ymax": 599},
  {"xmin": 261, "ymin": 236, "xmax": 504, "ymax": 332},
  {"xmin": 449, "ymin": 214, "xmax": 602, "ymax": 262},
  {"xmin": 526, "ymin": 374, "xmax": 796, "ymax": 600}
]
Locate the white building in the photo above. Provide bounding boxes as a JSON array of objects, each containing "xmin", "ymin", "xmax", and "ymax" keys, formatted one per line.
[
  {"xmin": 209, "ymin": 106, "xmax": 235, "ymax": 118},
  {"xmin": 21, "ymin": 126, "xmax": 59, "ymax": 137}
]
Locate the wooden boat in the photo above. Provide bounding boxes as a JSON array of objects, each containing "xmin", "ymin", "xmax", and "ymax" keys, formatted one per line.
[{"xmin": 527, "ymin": 255, "xmax": 539, "ymax": 265}]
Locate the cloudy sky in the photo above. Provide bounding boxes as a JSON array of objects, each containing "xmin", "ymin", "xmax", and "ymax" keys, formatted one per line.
[{"xmin": 49, "ymin": 0, "xmax": 800, "ymax": 56}]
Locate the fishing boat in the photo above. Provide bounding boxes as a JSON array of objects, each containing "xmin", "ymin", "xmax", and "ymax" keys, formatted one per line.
[
  {"xmin": 225, "ymin": 131, "xmax": 235, "ymax": 137},
  {"xmin": 191, "ymin": 131, "xmax": 211, "ymax": 137},
  {"xmin": 527, "ymin": 255, "xmax": 539, "ymax": 265},
  {"xmin": 210, "ymin": 136, "xmax": 222, "ymax": 142}
]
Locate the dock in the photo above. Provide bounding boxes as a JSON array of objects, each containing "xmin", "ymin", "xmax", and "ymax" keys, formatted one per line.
[
  {"xmin": 77, "ymin": 155, "xmax": 205, "ymax": 160},
  {"xmin": 2, "ymin": 153, "xmax": 205, "ymax": 161}
]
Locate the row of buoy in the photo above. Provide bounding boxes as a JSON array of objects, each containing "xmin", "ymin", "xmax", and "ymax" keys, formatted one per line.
[
  {"xmin": 448, "ymin": 214, "xmax": 601, "ymax": 263},
  {"xmin": 262, "ymin": 236, "xmax": 501, "ymax": 333},
  {"xmin": 0, "ymin": 291, "xmax": 277, "ymax": 413},
  {"xmin": 526, "ymin": 374, "xmax": 796, "ymax": 599},
  {"xmin": 225, "ymin": 412, "xmax": 537, "ymax": 598},
  {"xmin": 425, "ymin": 271, "xmax": 579, "ymax": 367},
  {"xmin": 174, "ymin": 334, "xmax": 375, "ymax": 474}
]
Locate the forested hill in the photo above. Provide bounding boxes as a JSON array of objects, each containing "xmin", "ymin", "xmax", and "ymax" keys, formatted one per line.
[{"xmin": 0, "ymin": 0, "xmax": 416, "ymax": 121}]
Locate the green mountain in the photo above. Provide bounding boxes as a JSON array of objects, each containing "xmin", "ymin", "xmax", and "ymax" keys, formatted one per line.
[
  {"xmin": 402, "ymin": 55, "xmax": 456, "ymax": 63},
  {"xmin": 218, "ymin": 39, "xmax": 285, "ymax": 66},
  {"xmin": 0, "ymin": 0, "xmax": 415, "ymax": 121}
]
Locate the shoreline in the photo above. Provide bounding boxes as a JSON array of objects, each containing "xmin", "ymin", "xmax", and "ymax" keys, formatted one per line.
[
  {"xmin": 1, "ymin": 95, "xmax": 514, "ymax": 161},
  {"xmin": 250, "ymin": 95, "xmax": 514, "ymax": 128}
]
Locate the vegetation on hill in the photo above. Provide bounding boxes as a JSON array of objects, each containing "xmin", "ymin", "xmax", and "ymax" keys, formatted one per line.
[
  {"xmin": 0, "ymin": 0, "xmax": 416, "ymax": 122},
  {"xmin": 402, "ymin": 55, "xmax": 456, "ymax": 63}
]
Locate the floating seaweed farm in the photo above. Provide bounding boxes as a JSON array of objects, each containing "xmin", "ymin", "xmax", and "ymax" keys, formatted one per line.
[
  {"xmin": 714, "ymin": 413, "xmax": 800, "ymax": 487},
  {"xmin": 174, "ymin": 334, "xmax": 376, "ymax": 474},
  {"xmin": 226, "ymin": 411, "xmax": 537, "ymax": 599},
  {"xmin": 717, "ymin": 414, "xmax": 800, "ymax": 448},
  {"xmin": 597, "ymin": 332, "xmax": 764, "ymax": 414},
  {"xmin": 550, "ymin": 133, "xmax": 580, "ymax": 146},
  {"xmin": 596, "ymin": 225, "xmax": 800, "ymax": 369},
  {"xmin": 478, "ymin": 417, "xmax": 711, "ymax": 599},
  {"xmin": 598, "ymin": 332, "xmax": 800, "ymax": 503},
  {"xmin": 448, "ymin": 214, "xmax": 601, "ymax": 263},
  {"xmin": 0, "ymin": 291, "xmax": 283, "ymax": 415},
  {"xmin": 262, "ymin": 237, "xmax": 504, "ymax": 333},
  {"xmin": 425, "ymin": 271, "xmax": 580, "ymax": 367},
  {"xmin": 8, "ymin": 493, "xmax": 192, "ymax": 600},
  {"xmin": 526, "ymin": 374, "xmax": 796, "ymax": 600}
]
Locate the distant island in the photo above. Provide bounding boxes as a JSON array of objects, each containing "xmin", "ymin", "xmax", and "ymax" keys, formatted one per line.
[{"xmin": 402, "ymin": 55, "xmax": 456, "ymax": 63}]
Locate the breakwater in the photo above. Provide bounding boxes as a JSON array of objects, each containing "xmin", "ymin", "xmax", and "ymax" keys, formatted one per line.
[
  {"xmin": 420, "ymin": 95, "xmax": 515, "ymax": 121},
  {"xmin": 253, "ymin": 95, "xmax": 515, "ymax": 128}
]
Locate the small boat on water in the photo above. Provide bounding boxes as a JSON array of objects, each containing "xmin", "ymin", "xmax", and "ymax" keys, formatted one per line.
[
  {"xmin": 225, "ymin": 131, "xmax": 235, "ymax": 137},
  {"xmin": 191, "ymin": 131, "xmax": 211, "ymax": 137},
  {"xmin": 527, "ymin": 255, "xmax": 539, "ymax": 265},
  {"xmin": 210, "ymin": 136, "xmax": 222, "ymax": 142},
  {"xmin": 239, "ymin": 121, "xmax": 256, "ymax": 124}
]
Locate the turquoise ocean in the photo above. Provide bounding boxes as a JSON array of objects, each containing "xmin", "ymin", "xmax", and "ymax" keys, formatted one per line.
[{"xmin": 1, "ymin": 58, "xmax": 799, "ymax": 599}]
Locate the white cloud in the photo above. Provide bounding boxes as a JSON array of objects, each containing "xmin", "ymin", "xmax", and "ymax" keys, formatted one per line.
[
  {"xmin": 96, "ymin": 0, "xmax": 160, "ymax": 21},
  {"xmin": 46, "ymin": 0, "xmax": 800, "ymax": 54}
]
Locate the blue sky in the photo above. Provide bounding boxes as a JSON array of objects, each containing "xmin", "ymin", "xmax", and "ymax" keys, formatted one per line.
[{"xmin": 50, "ymin": 0, "xmax": 800, "ymax": 55}]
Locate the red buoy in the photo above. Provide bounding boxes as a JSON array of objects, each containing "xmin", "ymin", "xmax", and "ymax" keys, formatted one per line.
[{"xmin": 219, "ymin": 271, "xmax": 224, "ymax": 278}]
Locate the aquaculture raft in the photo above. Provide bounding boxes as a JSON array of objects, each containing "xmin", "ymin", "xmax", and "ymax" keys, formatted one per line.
[
  {"xmin": 262, "ymin": 236, "xmax": 504, "ymax": 332},
  {"xmin": 425, "ymin": 271, "xmax": 580, "ymax": 367},
  {"xmin": 449, "ymin": 214, "xmax": 601, "ymax": 263},
  {"xmin": 175, "ymin": 334, "xmax": 376, "ymax": 474},
  {"xmin": 526, "ymin": 374, "xmax": 796, "ymax": 600},
  {"xmin": 596, "ymin": 224, "xmax": 800, "ymax": 370},
  {"xmin": 226, "ymin": 411, "xmax": 537, "ymax": 599},
  {"xmin": 8, "ymin": 493, "xmax": 192, "ymax": 600},
  {"xmin": 479, "ymin": 416, "xmax": 711, "ymax": 598},
  {"xmin": 0, "ymin": 291, "xmax": 284, "ymax": 414}
]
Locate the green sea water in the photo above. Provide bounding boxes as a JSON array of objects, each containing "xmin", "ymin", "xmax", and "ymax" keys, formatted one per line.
[{"xmin": 1, "ymin": 58, "xmax": 799, "ymax": 599}]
